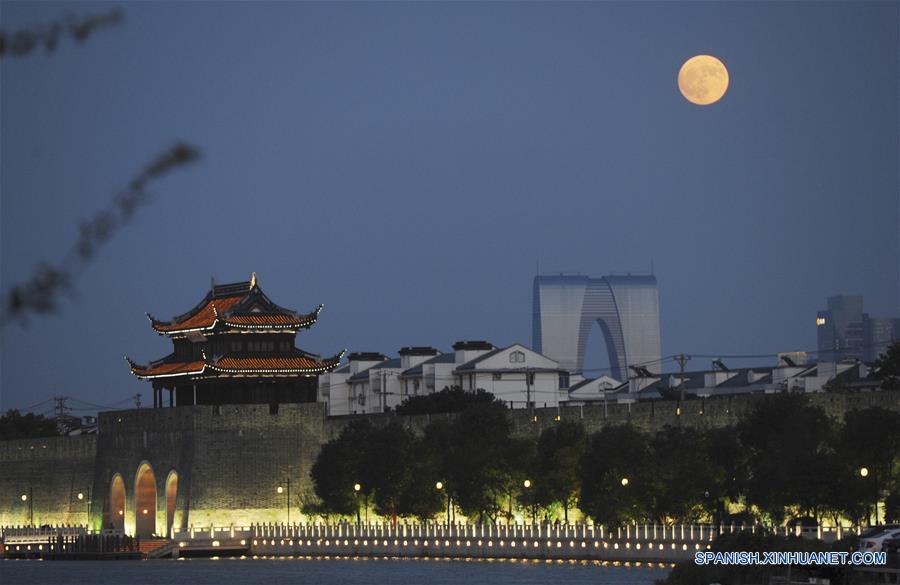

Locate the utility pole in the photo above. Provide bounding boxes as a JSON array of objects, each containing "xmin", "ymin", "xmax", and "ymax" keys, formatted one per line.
[
  {"xmin": 525, "ymin": 367, "xmax": 533, "ymax": 415},
  {"xmin": 675, "ymin": 354, "xmax": 691, "ymax": 413},
  {"xmin": 52, "ymin": 395, "xmax": 71, "ymax": 434}
]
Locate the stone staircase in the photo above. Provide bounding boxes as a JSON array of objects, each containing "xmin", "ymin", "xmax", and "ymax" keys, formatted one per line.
[{"xmin": 138, "ymin": 539, "xmax": 174, "ymax": 559}]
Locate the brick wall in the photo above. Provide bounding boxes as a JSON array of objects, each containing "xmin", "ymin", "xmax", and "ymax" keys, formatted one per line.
[
  {"xmin": 1, "ymin": 389, "xmax": 897, "ymax": 533},
  {"xmin": 0, "ymin": 435, "xmax": 96, "ymax": 527}
]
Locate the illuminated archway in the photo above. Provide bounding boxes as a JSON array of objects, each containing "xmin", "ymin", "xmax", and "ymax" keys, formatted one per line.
[
  {"xmin": 165, "ymin": 470, "xmax": 179, "ymax": 538},
  {"xmin": 134, "ymin": 462, "xmax": 157, "ymax": 538},
  {"xmin": 109, "ymin": 474, "xmax": 126, "ymax": 531}
]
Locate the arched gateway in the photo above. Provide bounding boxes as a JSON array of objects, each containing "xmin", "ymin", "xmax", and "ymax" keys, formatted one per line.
[
  {"xmin": 135, "ymin": 462, "xmax": 157, "ymax": 537},
  {"xmin": 109, "ymin": 474, "xmax": 126, "ymax": 531}
]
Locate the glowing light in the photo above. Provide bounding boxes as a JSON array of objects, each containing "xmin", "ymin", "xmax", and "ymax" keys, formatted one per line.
[
  {"xmin": 435, "ymin": 481, "xmax": 443, "ymax": 490},
  {"xmin": 523, "ymin": 479, "xmax": 532, "ymax": 489},
  {"xmin": 816, "ymin": 317, "xmax": 827, "ymax": 326},
  {"xmin": 77, "ymin": 493, "xmax": 85, "ymax": 500},
  {"xmin": 678, "ymin": 54, "xmax": 729, "ymax": 106},
  {"xmin": 142, "ymin": 509, "xmax": 149, "ymax": 515},
  {"xmin": 860, "ymin": 467, "xmax": 869, "ymax": 478},
  {"xmin": 20, "ymin": 494, "xmax": 27, "ymax": 501},
  {"xmin": 353, "ymin": 483, "xmax": 361, "ymax": 492},
  {"xmin": 276, "ymin": 486, "xmax": 284, "ymax": 494},
  {"xmin": 621, "ymin": 477, "xmax": 629, "ymax": 486}
]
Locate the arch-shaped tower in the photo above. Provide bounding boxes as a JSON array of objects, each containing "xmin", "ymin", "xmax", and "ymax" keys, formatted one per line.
[{"xmin": 532, "ymin": 274, "xmax": 661, "ymax": 380}]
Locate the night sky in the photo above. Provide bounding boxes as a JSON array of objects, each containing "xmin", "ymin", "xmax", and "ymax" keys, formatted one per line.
[{"xmin": 1, "ymin": 2, "xmax": 897, "ymax": 413}]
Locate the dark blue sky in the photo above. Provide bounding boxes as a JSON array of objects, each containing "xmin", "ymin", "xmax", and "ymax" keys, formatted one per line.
[{"xmin": 1, "ymin": 1, "xmax": 897, "ymax": 413}]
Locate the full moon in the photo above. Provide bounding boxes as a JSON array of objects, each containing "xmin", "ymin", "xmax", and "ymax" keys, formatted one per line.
[{"xmin": 678, "ymin": 55, "xmax": 729, "ymax": 106}]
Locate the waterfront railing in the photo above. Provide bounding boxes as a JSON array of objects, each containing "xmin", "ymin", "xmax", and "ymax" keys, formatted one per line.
[{"xmin": 171, "ymin": 521, "xmax": 859, "ymax": 547}]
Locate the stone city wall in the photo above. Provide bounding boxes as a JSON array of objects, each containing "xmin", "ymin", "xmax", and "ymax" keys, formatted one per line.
[
  {"xmin": 0, "ymin": 389, "xmax": 897, "ymax": 534},
  {"xmin": 0, "ymin": 435, "xmax": 96, "ymax": 527}
]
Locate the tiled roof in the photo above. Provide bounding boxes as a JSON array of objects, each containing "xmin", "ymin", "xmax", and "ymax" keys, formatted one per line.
[
  {"xmin": 128, "ymin": 359, "xmax": 207, "ymax": 379},
  {"xmin": 128, "ymin": 351, "xmax": 344, "ymax": 379},
  {"xmin": 209, "ymin": 354, "xmax": 341, "ymax": 374},
  {"xmin": 149, "ymin": 295, "xmax": 243, "ymax": 333},
  {"xmin": 146, "ymin": 279, "xmax": 321, "ymax": 334},
  {"xmin": 223, "ymin": 313, "xmax": 315, "ymax": 327}
]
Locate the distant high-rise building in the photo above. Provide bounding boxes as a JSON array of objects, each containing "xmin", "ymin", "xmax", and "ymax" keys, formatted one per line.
[
  {"xmin": 532, "ymin": 274, "xmax": 661, "ymax": 380},
  {"xmin": 866, "ymin": 317, "xmax": 900, "ymax": 362},
  {"xmin": 816, "ymin": 294, "xmax": 899, "ymax": 362}
]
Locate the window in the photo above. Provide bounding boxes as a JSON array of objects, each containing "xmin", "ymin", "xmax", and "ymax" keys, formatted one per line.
[
  {"xmin": 230, "ymin": 340, "xmax": 242, "ymax": 353},
  {"xmin": 492, "ymin": 373, "xmax": 502, "ymax": 381},
  {"xmin": 559, "ymin": 372, "xmax": 570, "ymax": 389},
  {"xmin": 510, "ymin": 351, "xmax": 525, "ymax": 364}
]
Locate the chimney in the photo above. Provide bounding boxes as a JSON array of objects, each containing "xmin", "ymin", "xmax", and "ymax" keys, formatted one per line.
[
  {"xmin": 399, "ymin": 346, "xmax": 440, "ymax": 370},
  {"xmin": 347, "ymin": 352, "xmax": 388, "ymax": 375},
  {"xmin": 452, "ymin": 340, "xmax": 494, "ymax": 365}
]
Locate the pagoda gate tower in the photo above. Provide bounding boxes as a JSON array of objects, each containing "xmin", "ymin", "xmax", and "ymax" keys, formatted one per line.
[{"xmin": 127, "ymin": 274, "xmax": 344, "ymax": 408}]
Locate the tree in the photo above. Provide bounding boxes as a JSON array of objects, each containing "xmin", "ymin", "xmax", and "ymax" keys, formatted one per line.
[
  {"xmin": 579, "ymin": 425, "xmax": 651, "ymax": 526},
  {"xmin": 310, "ymin": 420, "xmax": 373, "ymax": 517},
  {"xmin": 873, "ymin": 341, "xmax": 900, "ymax": 390},
  {"xmin": 703, "ymin": 425, "xmax": 748, "ymax": 523},
  {"xmin": 739, "ymin": 395, "xmax": 834, "ymax": 524},
  {"xmin": 396, "ymin": 386, "xmax": 500, "ymax": 415},
  {"xmin": 533, "ymin": 420, "xmax": 587, "ymax": 523},
  {"xmin": 365, "ymin": 422, "xmax": 416, "ymax": 522},
  {"xmin": 396, "ymin": 433, "xmax": 446, "ymax": 521},
  {"xmin": 502, "ymin": 437, "xmax": 536, "ymax": 524},
  {"xmin": 0, "ymin": 409, "xmax": 58, "ymax": 440},
  {"xmin": 646, "ymin": 426, "xmax": 718, "ymax": 523},
  {"xmin": 835, "ymin": 407, "xmax": 900, "ymax": 524},
  {"xmin": 445, "ymin": 402, "xmax": 515, "ymax": 522}
]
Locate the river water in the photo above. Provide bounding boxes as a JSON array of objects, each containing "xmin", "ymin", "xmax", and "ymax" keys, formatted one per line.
[{"xmin": 1, "ymin": 557, "xmax": 671, "ymax": 585}]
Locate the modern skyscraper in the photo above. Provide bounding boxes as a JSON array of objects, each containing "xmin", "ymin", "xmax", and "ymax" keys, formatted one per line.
[
  {"xmin": 816, "ymin": 295, "xmax": 866, "ymax": 362},
  {"xmin": 865, "ymin": 317, "xmax": 900, "ymax": 362},
  {"xmin": 532, "ymin": 274, "xmax": 661, "ymax": 380},
  {"xmin": 816, "ymin": 294, "xmax": 900, "ymax": 362}
]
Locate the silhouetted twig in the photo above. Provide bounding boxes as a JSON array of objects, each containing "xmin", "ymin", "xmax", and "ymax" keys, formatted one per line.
[
  {"xmin": 0, "ymin": 142, "xmax": 201, "ymax": 328},
  {"xmin": 0, "ymin": 8, "xmax": 123, "ymax": 59}
]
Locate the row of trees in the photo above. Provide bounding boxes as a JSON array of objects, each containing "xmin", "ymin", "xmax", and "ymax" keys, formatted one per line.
[{"xmin": 309, "ymin": 393, "xmax": 900, "ymax": 527}]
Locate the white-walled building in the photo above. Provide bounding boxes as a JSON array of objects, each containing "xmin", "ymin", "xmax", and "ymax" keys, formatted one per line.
[
  {"xmin": 321, "ymin": 341, "xmax": 567, "ymax": 415},
  {"xmin": 569, "ymin": 357, "xmax": 879, "ymax": 404},
  {"xmin": 451, "ymin": 342, "xmax": 567, "ymax": 408},
  {"xmin": 566, "ymin": 375, "xmax": 623, "ymax": 404},
  {"xmin": 319, "ymin": 352, "xmax": 386, "ymax": 416}
]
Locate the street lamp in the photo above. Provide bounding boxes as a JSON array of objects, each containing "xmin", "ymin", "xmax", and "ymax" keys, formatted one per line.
[
  {"xmin": 75, "ymin": 488, "xmax": 92, "ymax": 528},
  {"xmin": 860, "ymin": 467, "xmax": 879, "ymax": 525},
  {"xmin": 276, "ymin": 478, "xmax": 291, "ymax": 524},
  {"xmin": 436, "ymin": 481, "xmax": 451, "ymax": 526},
  {"xmin": 523, "ymin": 479, "xmax": 535, "ymax": 524},
  {"xmin": 621, "ymin": 477, "xmax": 629, "ymax": 487},
  {"xmin": 21, "ymin": 488, "xmax": 33, "ymax": 526},
  {"xmin": 353, "ymin": 483, "xmax": 362, "ymax": 526}
]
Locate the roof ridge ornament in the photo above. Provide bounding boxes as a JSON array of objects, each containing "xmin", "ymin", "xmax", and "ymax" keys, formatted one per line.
[{"xmin": 250, "ymin": 272, "xmax": 257, "ymax": 289}]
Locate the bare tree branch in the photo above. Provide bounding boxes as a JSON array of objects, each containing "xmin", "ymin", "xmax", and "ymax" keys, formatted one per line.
[
  {"xmin": 1, "ymin": 142, "xmax": 201, "ymax": 328},
  {"xmin": 0, "ymin": 8, "xmax": 123, "ymax": 60}
]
